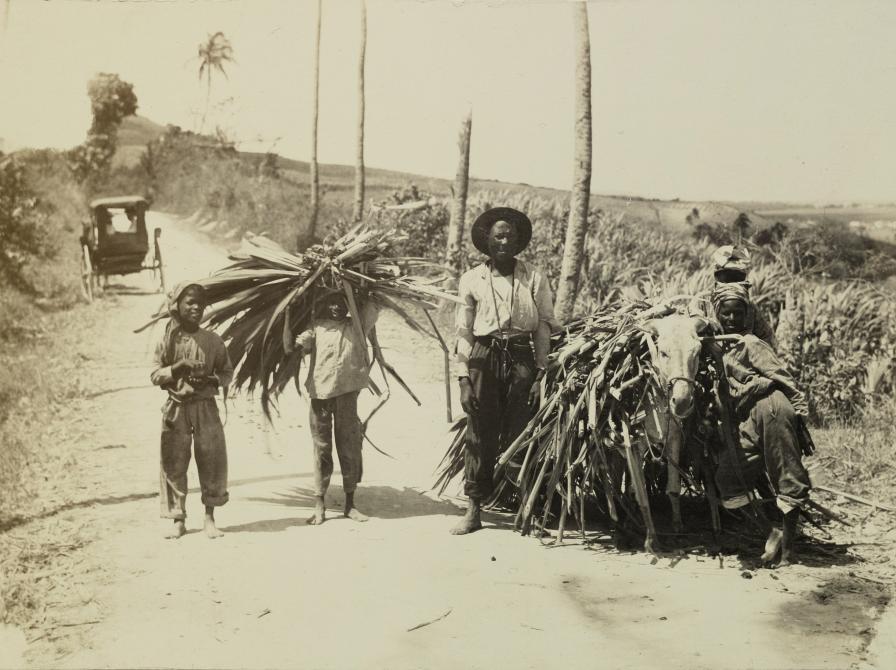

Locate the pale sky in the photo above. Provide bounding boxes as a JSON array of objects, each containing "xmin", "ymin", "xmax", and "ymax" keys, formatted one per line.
[{"xmin": 1, "ymin": 0, "xmax": 895, "ymax": 203}]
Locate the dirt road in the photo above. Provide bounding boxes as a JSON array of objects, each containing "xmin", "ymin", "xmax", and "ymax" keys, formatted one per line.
[{"xmin": 14, "ymin": 213, "xmax": 895, "ymax": 669}]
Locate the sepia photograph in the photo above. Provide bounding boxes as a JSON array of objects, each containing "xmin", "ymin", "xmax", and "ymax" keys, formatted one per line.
[{"xmin": 1, "ymin": 1, "xmax": 895, "ymax": 668}]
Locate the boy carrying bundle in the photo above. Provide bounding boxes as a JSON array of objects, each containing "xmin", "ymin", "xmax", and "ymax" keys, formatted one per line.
[
  {"xmin": 288, "ymin": 288, "xmax": 379, "ymax": 525},
  {"xmin": 151, "ymin": 282, "xmax": 233, "ymax": 539}
]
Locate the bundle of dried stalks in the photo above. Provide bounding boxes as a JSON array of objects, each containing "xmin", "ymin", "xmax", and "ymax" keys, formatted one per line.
[{"xmin": 139, "ymin": 225, "xmax": 462, "ymax": 419}]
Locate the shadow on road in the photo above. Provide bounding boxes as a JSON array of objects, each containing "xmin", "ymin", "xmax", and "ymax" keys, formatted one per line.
[
  {"xmin": 227, "ymin": 483, "xmax": 517, "ymax": 533},
  {"xmin": 97, "ymin": 283, "xmax": 164, "ymax": 297},
  {"xmin": 0, "ymin": 472, "xmax": 315, "ymax": 532},
  {"xmin": 221, "ymin": 516, "xmax": 308, "ymax": 534},
  {"xmin": 246, "ymin": 484, "xmax": 464, "ymax": 520}
]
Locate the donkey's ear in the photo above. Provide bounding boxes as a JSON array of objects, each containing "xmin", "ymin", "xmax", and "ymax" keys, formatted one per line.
[
  {"xmin": 693, "ymin": 316, "xmax": 717, "ymax": 336},
  {"xmin": 641, "ymin": 320, "xmax": 659, "ymax": 337}
]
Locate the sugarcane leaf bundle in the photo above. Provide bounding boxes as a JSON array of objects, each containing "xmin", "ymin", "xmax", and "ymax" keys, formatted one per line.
[
  {"xmin": 436, "ymin": 300, "xmax": 719, "ymax": 545},
  {"xmin": 141, "ymin": 227, "xmax": 462, "ymax": 419}
]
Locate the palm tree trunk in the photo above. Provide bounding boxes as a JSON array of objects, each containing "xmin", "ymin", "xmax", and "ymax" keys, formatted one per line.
[
  {"xmin": 554, "ymin": 1, "xmax": 593, "ymax": 324},
  {"xmin": 1, "ymin": 0, "xmax": 9, "ymax": 66},
  {"xmin": 352, "ymin": 0, "xmax": 367, "ymax": 223},
  {"xmin": 445, "ymin": 109, "xmax": 473, "ymax": 285},
  {"xmin": 304, "ymin": 0, "xmax": 323, "ymax": 248},
  {"xmin": 201, "ymin": 73, "xmax": 211, "ymax": 133}
]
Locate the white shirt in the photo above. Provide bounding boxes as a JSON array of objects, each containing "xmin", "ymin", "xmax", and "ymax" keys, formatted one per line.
[{"xmin": 455, "ymin": 260, "xmax": 557, "ymax": 376}]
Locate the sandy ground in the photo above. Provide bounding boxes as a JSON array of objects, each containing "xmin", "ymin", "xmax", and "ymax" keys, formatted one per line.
[{"xmin": 9, "ymin": 212, "xmax": 895, "ymax": 670}]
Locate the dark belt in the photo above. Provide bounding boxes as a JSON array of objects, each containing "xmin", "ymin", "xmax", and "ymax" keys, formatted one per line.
[
  {"xmin": 474, "ymin": 333, "xmax": 534, "ymax": 356},
  {"xmin": 475, "ymin": 333, "xmax": 534, "ymax": 385}
]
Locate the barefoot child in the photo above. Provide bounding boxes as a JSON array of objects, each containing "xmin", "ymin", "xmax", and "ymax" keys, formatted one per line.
[
  {"xmin": 290, "ymin": 289, "xmax": 378, "ymax": 525},
  {"xmin": 151, "ymin": 282, "xmax": 233, "ymax": 539}
]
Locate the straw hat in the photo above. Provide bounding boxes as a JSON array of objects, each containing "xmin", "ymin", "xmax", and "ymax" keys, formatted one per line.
[{"xmin": 470, "ymin": 207, "xmax": 533, "ymax": 256}]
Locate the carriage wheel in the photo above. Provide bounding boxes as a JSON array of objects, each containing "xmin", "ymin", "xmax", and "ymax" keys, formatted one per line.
[
  {"xmin": 155, "ymin": 246, "xmax": 166, "ymax": 294},
  {"xmin": 80, "ymin": 244, "xmax": 94, "ymax": 303},
  {"xmin": 153, "ymin": 228, "xmax": 166, "ymax": 294}
]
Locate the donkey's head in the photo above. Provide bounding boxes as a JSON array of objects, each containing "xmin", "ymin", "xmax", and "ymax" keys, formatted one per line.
[{"xmin": 643, "ymin": 313, "xmax": 711, "ymax": 420}]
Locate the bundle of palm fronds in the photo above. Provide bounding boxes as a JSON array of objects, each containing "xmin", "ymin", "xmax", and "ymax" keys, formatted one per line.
[
  {"xmin": 435, "ymin": 300, "xmax": 716, "ymax": 540},
  {"xmin": 140, "ymin": 225, "xmax": 462, "ymax": 418}
]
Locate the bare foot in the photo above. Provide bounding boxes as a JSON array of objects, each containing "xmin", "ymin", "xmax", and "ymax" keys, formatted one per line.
[
  {"xmin": 343, "ymin": 492, "xmax": 368, "ymax": 522},
  {"xmin": 760, "ymin": 528, "xmax": 782, "ymax": 566},
  {"xmin": 345, "ymin": 507, "xmax": 369, "ymax": 522},
  {"xmin": 450, "ymin": 508, "xmax": 482, "ymax": 535},
  {"xmin": 164, "ymin": 520, "xmax": 186, "ymax": 540},
  {"xmin": 204, "ymin": 514, "xmax": 224, "ymax": 539},
  {"xmin": 450, "ymin": 515, "xmax": 482, "ymax": 535},
  {"xmin": 450, "ymin": 499, "xmax": 482, "ymax": 535},
  {"xmin": 308, "ymin": 497, "xmax": 326, "ymax": 526},
  {"xmin": 777, "ymin": 509, "xmax": 799, "ymax": 568}
]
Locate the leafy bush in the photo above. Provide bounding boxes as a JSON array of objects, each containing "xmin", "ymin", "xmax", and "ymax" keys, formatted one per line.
[
  {"xmin": 775, "ymin": 280, "xmax": 896, "ymax": 422},
  {"xmin": 69, "ymin": 73, "xmax": 138, "ymax": 189},
  {"xmin": 104, "ymin": 125, "xmax": 329, "ymax": 246},
  {"xmin": 0, "ymin": 159, "xmax": 53, "ymax": 294}
]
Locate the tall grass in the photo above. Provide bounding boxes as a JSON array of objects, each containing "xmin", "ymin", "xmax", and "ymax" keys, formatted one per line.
[
  {"xmin": 813, "ymin": 396, "xmax": 896, "ymax": 506},
  {"xmin": 0, "ymin": 150, "xmax": 87, "ymax": 524}
]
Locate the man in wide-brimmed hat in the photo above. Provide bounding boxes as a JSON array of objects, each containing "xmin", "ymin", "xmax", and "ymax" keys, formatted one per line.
[{"xmin": 451, "ymin": 207, "xmax": 557, "ymax": 535}]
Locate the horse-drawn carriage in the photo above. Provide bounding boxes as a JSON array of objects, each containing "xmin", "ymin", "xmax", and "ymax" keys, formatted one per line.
[{"xmin": 79, "ymin": 196, "xmax": 165, "ymax": 302}]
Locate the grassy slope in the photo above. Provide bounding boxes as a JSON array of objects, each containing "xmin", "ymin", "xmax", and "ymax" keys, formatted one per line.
[
  {"xmin": 114, "ymin": 115, "xmax": 896, "ymax": 244},
  {"xmin": 113, "ymin": 116, "xmax": 764, "ymax": 235}
]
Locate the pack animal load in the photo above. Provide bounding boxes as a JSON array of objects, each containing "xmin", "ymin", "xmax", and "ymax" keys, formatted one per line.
[{"xmin": 437, "ymin": 300, "xmax": 766, "ymax": 553}]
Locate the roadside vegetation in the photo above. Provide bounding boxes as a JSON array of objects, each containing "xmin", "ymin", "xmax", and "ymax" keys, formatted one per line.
[
  {"xmin": 0, "ymin": 72, "xmax": 137, "ymax": 631},
  {"xmin": 101, "ymin": 122, "xmax": 896, "ymax": 429}
]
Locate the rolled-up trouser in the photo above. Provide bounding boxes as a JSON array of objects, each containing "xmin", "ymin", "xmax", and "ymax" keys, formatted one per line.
[
  {"xmin": 715, "ymin": 389, "xmax": 812, "ymax": 514},
  {"xmin": 464, "ymin": 336, "xmax": 535, "ymax": 500},
  {"xmin": 310, "ymin": 391, "xmax": 363, "ymax": 497},
  {"xmin": 160, "ymin": 397, "xmax": 229, "ymax": 519}
]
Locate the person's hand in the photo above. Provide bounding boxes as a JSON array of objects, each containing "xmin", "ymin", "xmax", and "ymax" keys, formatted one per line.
[
  {"xmin": 705, "ymin": 341, "xmax": 724, "ymax": 359},
  {"xmin": 191, "ymin": 373, "xmax": 219, "ymax": 388},
  {"xmin": 185, "ymin": 361, "xmax": 208, "ymax": 387},
  {"xmin": 173, "ymin": 359, "xmax": 202, "ymax": 377},
  {"xmin": 528, "ymin": 379, "xmax": 541, "ymax": 409},
  {"xmin": 459, "ymin": 377, "xmax": 478, "ymax": 416},
  {"xmin": 187, "ymin": 375, "xmax": 209, "ymax": 388}
]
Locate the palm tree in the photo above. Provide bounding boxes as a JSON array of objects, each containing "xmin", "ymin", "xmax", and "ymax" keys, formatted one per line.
[
  {"xmin": 197, "ymin": 31, "xmax": 234, "ymax": 133},
  {"xmin": 352, "ymin": 0, "xmax": 367, "ymax": 223},
  {"xmin": 304, "ymin": 0, "xmax": 323, "ymax": 248},
  {"xmin": 554, "ymin": 2, "xmax": 593, "ymax": 323},
  {"xmin": 445, "ymin": 109, "xmax": 473, "ymax": 284},
  {"xmin": 733, "ymin": 212, "xmax": 752, "ymax": 243}
]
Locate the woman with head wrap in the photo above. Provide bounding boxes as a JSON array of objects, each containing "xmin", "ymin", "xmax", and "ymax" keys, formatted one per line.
[
  {"xmin": 711, "ymin": 245, "xmax": 777, "ymax": 348},
  {"xmin": 710, "ymin": 283, "xmax": 812, "ymax": 567},
  {"xmin": 151, "ymin": 282, "xmax": 234, "ymax": 539}
]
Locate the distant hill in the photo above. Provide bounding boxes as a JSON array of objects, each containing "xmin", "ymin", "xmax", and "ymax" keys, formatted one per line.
[
  {"xmin": 103, "ymin": 116, "xmax": 848, "ymax": 239},
  {"xmin": 112, "ymin": 115, "xmax": 166, "ymax": 169}
]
